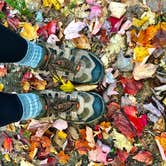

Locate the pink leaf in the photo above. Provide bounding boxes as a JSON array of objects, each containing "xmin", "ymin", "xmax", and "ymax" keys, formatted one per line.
[{"xmin": 133, "ymin": 151, "xmax": 153, "ymax": 165}]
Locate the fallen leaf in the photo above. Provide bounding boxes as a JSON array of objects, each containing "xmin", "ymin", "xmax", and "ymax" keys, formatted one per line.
[
  {"xmin": 0, "ymin": 65, "xmax": 7, "ymax": 77},
  {"xmin": 133, "ymin": 46, "xmax": 149, "ymax": 62},
  {"xmin": 75, "ymin": 84, "xmax": 97, "ymax": 91},
  {"xmin": 53, "ymin": 119, "xmax": 68, "ymax": 130},
  {"xmin": 153, "ymin": 117, "xmax": 165, "ymax": 133},
  {"xmin": 57, "ymin": 151, "xmax": 70, "ymax": 164},
  {"xmin": 120, "ymin": 76, "xmax": 143, "ymax": 95},
  {"xmin": 43, "ymin": 0, "xmax": 61, "ymax": 10},
  {"xmin": 75, "ymin": 139, "xmax": 90, "ymax": 155},
  {"xmin": 133, "ymin": 58, "xmax": 158, "ymax": 80},
  {"xmin": 108, "ymin": 2, "xmax": 127, "ymax": 19},
  {"xmin": 112, "ymin": 111, "xmax": 137, "ymax": 139},
  {"xmin": 20, "ymin": 22, "xmax": 39, "ymax": 40},
  {"xmin": 132, "ymin": 151, "xmax": 153, "ymax": 165},
  {"xmin": 155, "ymin": 132, "xmax": 166, "ymax": 160},
  {"xmin": 111, "ymin": 129, "xmax": 133, "ymax": 152},
  {"xmin": 3, "ymin": 137, "xmax": 13, "ymax": 152},
  {"xmin": 86, "ymin": 126, "xmax": 95, "ymax": 148},
  {"xmin": 64, "ymin": 20, "xmax": 86, "ymax": 40},
  {"xmin": 123, "ymin": 105, "xmax": 148, "ymax": 136},
  {"xmin": 72, "ymin": 34, "xmax": 91, "ymax": 50},
  {"xmin": 60, "ymin": 79, "xmax": 75, "ymax": 92}
]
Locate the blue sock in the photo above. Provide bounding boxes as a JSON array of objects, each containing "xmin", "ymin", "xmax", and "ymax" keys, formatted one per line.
[
  {"xmin": 17, "ymin": 93, "xmax": 43, "ymax": 120},
  {"xmin": 16, "ymin": 40, "xmax": 44, "ymax": 68}
]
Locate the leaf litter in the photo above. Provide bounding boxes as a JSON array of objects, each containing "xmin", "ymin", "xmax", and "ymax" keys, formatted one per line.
[{"xmin": 0, "ymin": 0, "xmax": 165, "ymax": 165}]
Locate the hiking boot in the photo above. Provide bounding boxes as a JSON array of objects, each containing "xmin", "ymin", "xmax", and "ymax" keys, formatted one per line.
[
  {"xmin": 39, "ymin": 46, "xmax": 104, "ymax": 84},
  {"xmin": 39, "ymin": 90, "xmax": 105, "ymax": 124}
]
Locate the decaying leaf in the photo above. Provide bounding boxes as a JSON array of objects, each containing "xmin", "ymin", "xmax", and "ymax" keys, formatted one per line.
[
  {"xmin": 69, "ymin": 126, "xmax": 79, "ymax": 140},
  {"xmin": 72, "ymin": 34, "xmax": 91, "ymax": 50}
]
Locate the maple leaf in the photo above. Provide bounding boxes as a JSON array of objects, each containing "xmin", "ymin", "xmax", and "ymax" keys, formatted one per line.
[
  {"xmin": 132, "ymin": 151, "xmax": 153, "ymax": 165},
  {"xmin": 112, "ymin": 111, "xmax": 137, "ymax": 139},
  {"xmin": 137, "ymin": 22, "xmax": 166, "ymax": 48},
  {"xmin": 57, "ymin": 151, "xmax": 70, "ymax": 164},
  {"xmin": 123, "ymin": 106, "xmax": 148, "ymax": 136},
  {"xmin": 132, "ymin": 56, "xmax": 158, "ymax": 80},
  {"xmin": 120, "ymin": 77, "xmax": 143, "ymax": 95}
]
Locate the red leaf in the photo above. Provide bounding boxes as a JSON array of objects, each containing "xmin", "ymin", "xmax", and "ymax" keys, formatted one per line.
[
  {"xmin": 37, "ymin": 20, "xmax": 57, "ymax": 39},
  {"xmin": 117, "ymin": 150, "xmax": 129, "ymax": 163},
  {"xmin": 107, "ymin": 16, "xmax": 124, "ymax": 33},
  {"xmin": 133, "ymin": 151, "xmax": 153, "ymax": 165},
  {"xmin": 112, "ymin": 112, "xmax": 137, "ymax": 139},
  {"xmin": 120, "ymin": 77, "xmax": 143, "ymax": 95},
  {"xmin": 107, "ymin": 102, "xmax": 120, "ymax": 118},
  {"xmin": 0, "ymin": 1, "xmax": 5, "ymax": 11},
  {"xmin": 7, "ymin": 17, "xmax": 20, "ymax": 31},
  {"xmin": 123, "ymin": 106, "xmax": 148, "ymax": 136}
]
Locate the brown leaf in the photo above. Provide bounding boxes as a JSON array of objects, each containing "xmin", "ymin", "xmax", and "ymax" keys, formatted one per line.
[{"xmin": 72, "ymin": 34, "xmax": 91, "ymax": 50}]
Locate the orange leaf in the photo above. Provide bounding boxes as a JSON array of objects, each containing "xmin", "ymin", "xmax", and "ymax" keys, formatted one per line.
[
  {"xmin": 75, "ymin": 139, "xmax": 91, "ymax": 155},
  {"xmin": 72, "ymin": 34, "xmax": 91, "ymax": 50},
  {"xmin": 3, "ymin": 137, "xmax": 13, "ymax": 152},
  {"xmin": 57, "ymin": 151, "xmax": 70, "ymax": 164},
  {"xmin": 79, "ymin": 129, "xmax": 86, "ymax": 140}
]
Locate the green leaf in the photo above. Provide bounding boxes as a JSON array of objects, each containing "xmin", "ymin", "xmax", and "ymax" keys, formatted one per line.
[{"xmin": 4, "ymin": 0, "xmax": 32, "ymax": 17}]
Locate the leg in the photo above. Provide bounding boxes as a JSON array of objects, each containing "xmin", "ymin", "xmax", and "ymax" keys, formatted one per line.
[
  {"xmin": 0, "ymin": 92, "xmax": 23, "ymax": 127},
  {"xmin": 0, "ymin": 23, "xmax": 44, "ymax": 68},
  {"xmin": 0, "ymin": 23, "xmax": 27, "ymax": 62}
]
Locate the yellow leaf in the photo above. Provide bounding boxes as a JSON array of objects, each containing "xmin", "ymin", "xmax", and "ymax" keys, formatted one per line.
[
  {"xmin": 60, "ymin": 80, "xmax": 75, "ymax": 92},
  {"xmin": 133, "ymin": 46, "xmax": 149, "ymax": 62},
  {"xmin": 20, "ymin": 23, "xmax": 39, "ymax": 40},
  {"xmin": 4, "ymin": 154, "xmax": 11, "ymax": 162},
  {"xmin": 132, "ymin": 16, "xmax": 148, "ymax": 27},
  {"xmin": 0, "ymin": 83, "xmax": 4, "ymax": 91},
  {"xmin": 43, "ymin": 0, "xmax": 61, "ymax": 10},
  {"xmin": 163, "ymin": 97, "xmax": 166, "ymax": 106},
  {"xmin": 57, "ymin": 131, "xmax": 67, "ymax": 139},
  {"xmin": 111, "ymin": 129, "xmax": 133, "ymax": 152}
]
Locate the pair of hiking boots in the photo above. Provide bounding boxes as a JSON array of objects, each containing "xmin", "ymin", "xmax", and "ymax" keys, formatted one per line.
[{"xmin": 39, "ymin": 48, "xmax": 105, "ymax": 124}]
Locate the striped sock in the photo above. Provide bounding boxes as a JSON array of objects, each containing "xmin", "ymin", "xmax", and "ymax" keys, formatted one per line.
[
  {"xmin": 17, "ymin": 93, "xmax": 44, "ymax": 120},
  {"xmin": 16, "ymin": 40, "xmax": 44, "ymax": 68}
]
